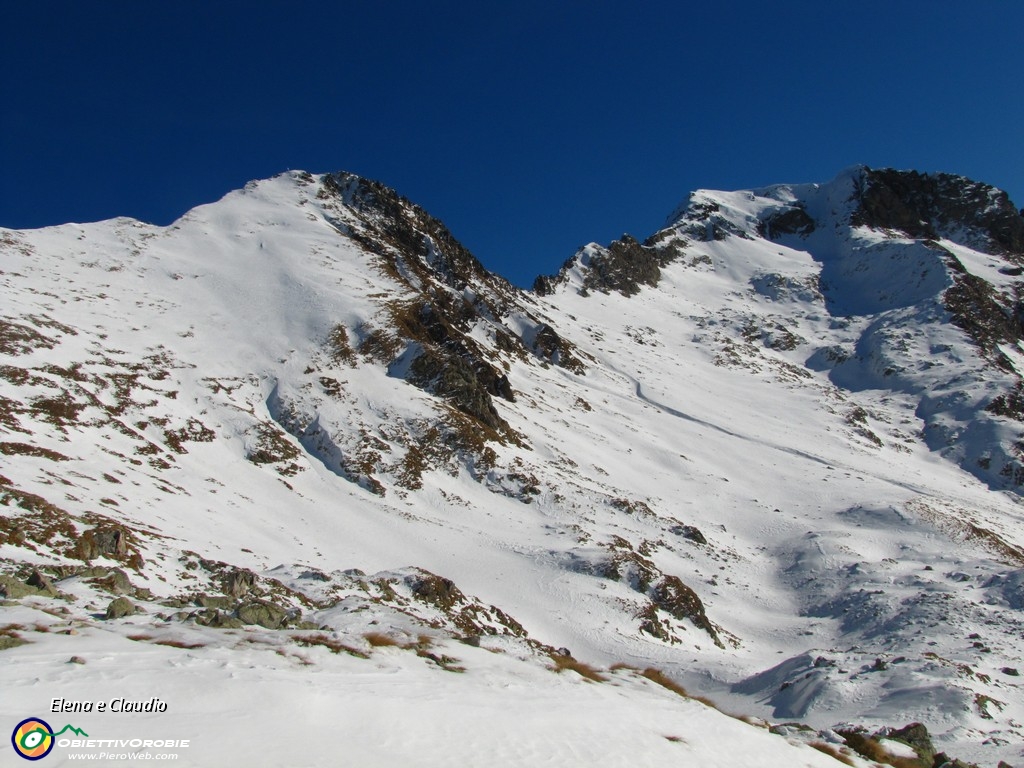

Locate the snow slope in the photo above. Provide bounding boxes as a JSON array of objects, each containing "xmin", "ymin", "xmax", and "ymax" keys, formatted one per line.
[{"xmin": 2, "ymin": 168, "xmax": 1023, "ymax": 766}]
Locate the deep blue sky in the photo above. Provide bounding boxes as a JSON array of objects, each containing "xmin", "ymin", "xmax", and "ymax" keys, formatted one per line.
[{"xmin": 3, "ymin": 2, "xmax": 1023, "ymax": 287}]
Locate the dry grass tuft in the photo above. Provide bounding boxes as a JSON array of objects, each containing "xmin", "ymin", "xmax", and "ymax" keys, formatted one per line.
[
  {"xmin": 639, "ymin": 667, "xmax": 689, "ymax": 698},
  {"xmin": 126, "ymin": 633, "xmax": 204, "ymax": 649},
  {"xmin": 0, "ymin": 623, "xmax": 28, "ymax": 650},
  {"xmin": 362, "ymin": 630, "xmax": 462, "ymax": 671},
  {"xmin": 415, "ymin": 648, "xmax": 466, "ymax": 673},
  {"xmin": 292, "ymin": 632, "xmax": 369, "ymax": 659},
  {"xmin": 327, "ymin": 325, "xmax": 356, "ymax": 366},
  {"xmin": 611, "ymin": 663, "xmax": 728, "ymax": 709},
  {"xmin": 690, "ymin": 693, "xmax": 722, "ymax": 709},
  {"xmin": 837, "ymin": 731, "xmax": 925, "ymax": 768},
  {"xmin": 153, "ymin": 639, "xmax": 206, "ymax": 649},
  {"xmin": 808, "ymin": 742, "xmax": 856, "ymax": 766},
  {"xmin": 0, "ymin": 442, "xmax": 70, "ymax": 461},
  {"xmin": 549, "ymin": 653, "xmax": 607, "ymax": 682},
  {"xmin": 364, "ymin": 631, "xmax": 402, "ymax": 648},
  {"xmin": 275, "ymin": 647, "xmax": 314, "ymax": 666}
]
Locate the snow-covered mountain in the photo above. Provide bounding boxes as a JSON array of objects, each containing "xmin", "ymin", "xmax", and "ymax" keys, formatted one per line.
[{"xmin": 2, "ymin": 166, "xmax": 1023, "ymax": 767}]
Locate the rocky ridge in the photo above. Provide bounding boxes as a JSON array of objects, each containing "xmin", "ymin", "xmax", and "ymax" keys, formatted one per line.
[{"xmin": 539, "ymin": 166, "xmax": 1024, "ymax": 492}]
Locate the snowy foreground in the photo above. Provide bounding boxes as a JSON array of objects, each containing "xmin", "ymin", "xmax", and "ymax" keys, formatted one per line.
[
  {"xmin": 2, "ymin": 168, "xmax": 1023, "ymax": 766},
  {"xmin": 3, "ymin": 598, "xmax": 855, "ymax": 768}
]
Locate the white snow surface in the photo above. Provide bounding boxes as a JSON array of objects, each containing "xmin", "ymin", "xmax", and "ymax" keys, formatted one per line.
[{"xmin": 1, "ymin": 169, "xmax": 1022, "ymax": 766}]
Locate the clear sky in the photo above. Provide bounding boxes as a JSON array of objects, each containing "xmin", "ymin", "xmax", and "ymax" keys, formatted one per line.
[{"xmin": 3, "ymin": 1, "xmax": 1023, "ymax": 287}]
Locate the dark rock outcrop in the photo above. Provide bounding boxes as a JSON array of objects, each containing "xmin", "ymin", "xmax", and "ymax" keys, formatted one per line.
[
  {"xmin": 582, "ymin": 235, "xmax": 664, "ymax": 296},
  {"xmin": 885, "ymin": 722, "xmax": 936, "ymax": 766},
  {"xmin": 649, "ymin": 575, "xmax": 721, "ymax": 646},
  {"xmin": 317, "ymin": 172, "xmax": 538, "ymax": 440},
  {"xmin": 222, "ymin": 568, "xmax": 257, "ymax": 599},
  {"xmin": 0, "ymin": 575, "xmax": 49, "ymax": 599},
  {"xmin": 236, "ymin": 600, "xmax": 289, "ymax": 629},
  {"xmin": 854, "ymin": 168, "xmax": 1024, "ymax": 257},
  {"xmin": 758, "ymin": 205, "xmax": 816, "ymax": 239},
  {"xmin": 25, "ymin": 569, "xmax": 57, "ymax": 596}
]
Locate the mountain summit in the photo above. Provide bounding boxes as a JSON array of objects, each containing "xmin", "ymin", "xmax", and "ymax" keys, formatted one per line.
[{"xmin": 1, "ymin": 167, "xmax": 1022, "ymax": 766}]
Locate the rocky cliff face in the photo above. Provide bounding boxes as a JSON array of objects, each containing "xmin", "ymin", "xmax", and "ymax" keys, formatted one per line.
[
  {"xmin": 853, "ymin": 168, "xmax": 1024, "ymax": 254},
  {"xmin": 315, "ymin": 171, "xmax": 531, "ymax": 440},
  {"xmin": 266, "ymin": 171, "xmax": 590, "ymax": 492}
]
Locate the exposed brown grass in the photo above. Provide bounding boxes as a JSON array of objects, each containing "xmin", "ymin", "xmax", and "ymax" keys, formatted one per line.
[
  {"xmin": 327, "ymin": 325, "xmax": 356, "ymax": 366},
  {"xmin": 808, "ymin": 742, "xmax": 856, "ymax": 766},
  {"xmin": 639, "ymin": 667, "xmax": 689, "ymax": 698},
  {"xmin": 246, "ymin": 422, "xmax": 302, "ymax": 476},
  {"xmin": 549, "ymin": 653, "xmax": 607, "ymax": 682},
  {"xmin": 364, "ymin": 631, "xmax": 402, "ymax": 648},
  {"xmin": 162, "ymin": 419, "xmax": 215, "ymax": 454},
  {"xmin": 736, "ymin": 715, "xmax": 769, "ymax": 728},
  {"xmin": 30, "ymin": 392, "xmax": 85, "ymax": 427},
  {"xmin": 415, "ymin": 649, "xmax": 466, "ymax": 673},
  {"xmin": 611, "ymin": 663, "xmax": 727, "ymax": 710},
  {"xmin": 0, "ymin": 623, "xmax": 28, "ymax": 650},
  {"xmin": 275, "ymin": 647, "xmax": 314, "ymax": 666},
  {"xmin": 291, "ymin": 632, "xmax": 369, "ymax": 659},
  {"xmin": 153, "ymin": 639, "xmax": 206, "ymax": 650},
  {"xmin": 0, "ymin": 486, "xmax": 79, "ymax": 555},
  {"xmin": 689, "ymin": 693, "xmax": 721, "ymax": 709},
  {"xmin": 0, "ymin": 442, "xmax": 70, "ymax": 461},
  {"xmin": 358, "ymin": 326, "xmax": 402, "ymax": 363},
  {"xmin": 0, "ymin": 319, "xmax": 54, "ymax": 355},
  {"xmin": 361, "ymin": 630, "xmax": 462, "ymax": 671},
  {"xmin": 837, "ymin": 731, "xmax": 925, "ymax": 768}
]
